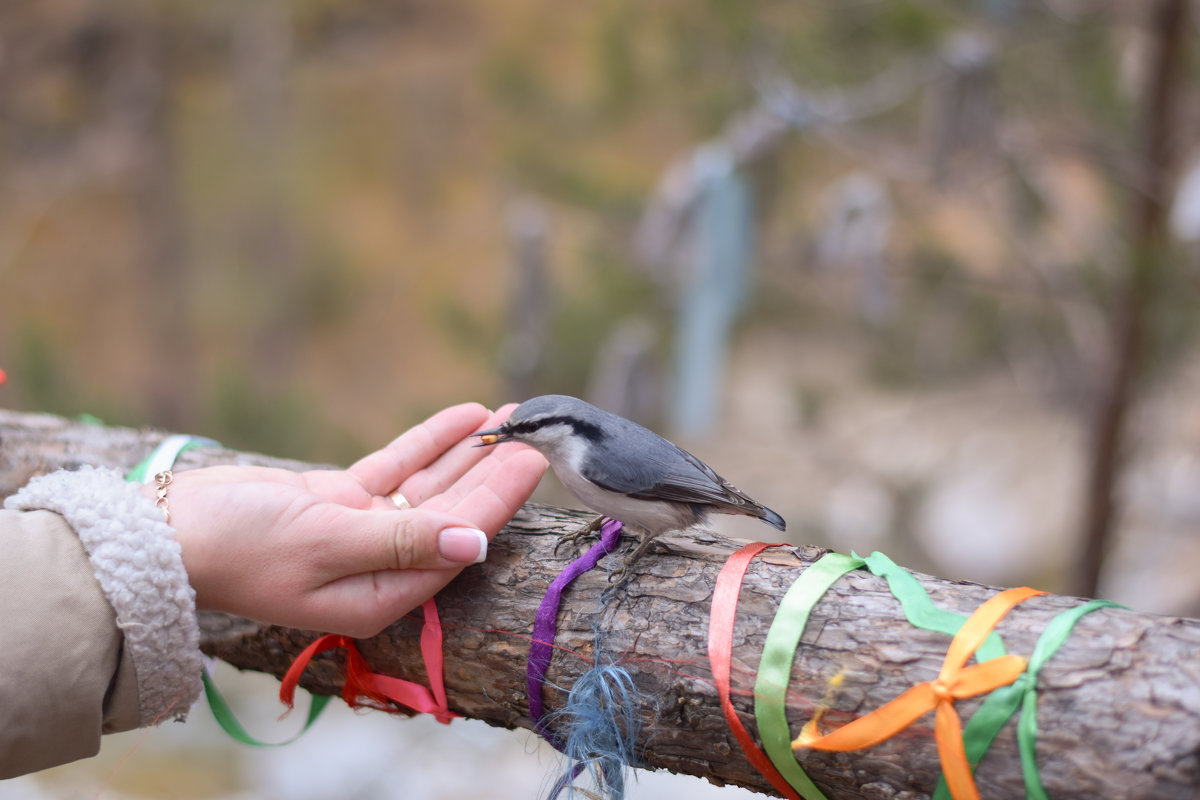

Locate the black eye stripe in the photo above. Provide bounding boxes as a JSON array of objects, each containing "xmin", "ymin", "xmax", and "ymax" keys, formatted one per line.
[{"xmin": 508, "ymin": 415, "xmax": 605, "ymax": 442}]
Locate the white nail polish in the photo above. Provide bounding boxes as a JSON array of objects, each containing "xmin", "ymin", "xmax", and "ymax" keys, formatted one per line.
[{"xmin": 438, "ymin": 527, "xmax": 489, "ymax": 564}]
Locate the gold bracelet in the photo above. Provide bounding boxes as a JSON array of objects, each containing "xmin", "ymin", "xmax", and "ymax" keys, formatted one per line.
[{"xmin": 153, "ymin": 470, "xmax": 173, "ymax": 523}]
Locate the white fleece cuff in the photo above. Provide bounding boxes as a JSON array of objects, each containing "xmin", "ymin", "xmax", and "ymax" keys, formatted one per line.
[{"xmin": 5, "ymin": 466, "xmax": 203, "ymax": 726}]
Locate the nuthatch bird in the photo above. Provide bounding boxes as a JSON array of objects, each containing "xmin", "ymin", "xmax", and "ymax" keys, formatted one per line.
[{"xmin": 474, "ymin": 395, "xmax": 785, "ymax": 584}]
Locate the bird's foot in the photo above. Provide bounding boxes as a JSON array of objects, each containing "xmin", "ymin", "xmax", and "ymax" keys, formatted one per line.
[
  {"xmin": 600, "ymin": 533, "xmax": 659, "ymax": 602},
  {"xmin": 601, "ymin": 566, "xmax": 635, "ymax": 603},
  {"xmin": 554, "ymin": 515, "xmax": 608, "ymax": 555}
]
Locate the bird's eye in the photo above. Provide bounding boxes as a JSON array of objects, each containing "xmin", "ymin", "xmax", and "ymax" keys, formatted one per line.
[{"xmin": 512, "ymin": 420, "xmax": 541, "ymax": 435}]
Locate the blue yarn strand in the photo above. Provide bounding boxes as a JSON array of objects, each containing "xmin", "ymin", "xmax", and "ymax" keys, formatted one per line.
[{"xmin": 544, "ymin": 655, "xmax": 644, "ymax": 800}]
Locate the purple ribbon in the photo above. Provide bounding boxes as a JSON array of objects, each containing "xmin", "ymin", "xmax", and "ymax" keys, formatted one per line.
[{"xmin": 527, "ymin": 518, "xmax": 624, "ymax": 747}]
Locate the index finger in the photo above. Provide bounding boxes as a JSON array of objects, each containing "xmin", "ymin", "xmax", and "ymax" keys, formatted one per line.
[
  {"xmin": 393, "ymin": 404, "xmax": 522, "ymax": 505},
  {"xmin": 348, "ymin": 402, "xmax": 492, "ymax": 497}
]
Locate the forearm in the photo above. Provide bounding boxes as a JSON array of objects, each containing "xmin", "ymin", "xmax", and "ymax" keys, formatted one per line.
[{"xmin": 0, "ymin": 468, "xmax": 203, "ymax": 778}]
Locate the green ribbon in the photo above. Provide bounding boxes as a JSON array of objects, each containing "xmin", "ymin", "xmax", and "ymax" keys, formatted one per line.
[
  {"xmin": 1017, "ymin": 599, "xmax": 1120, "ymax": 799},
  {"xmin": 861, "ymin": 552, "xmax": 1118, "ymax": 799},
  {"xmin": 859, "ymin": 551, "xmax": 1009, "ymax": 799},
  {"xmin": 202, "ymin": 669, "xmax": 332, "ymax": 747},
  {"xmin": 753, "ymin": 551, "xmax": 1020, "ymax": 798},
  {"xmin": 126, "ymin": 433, "xmax": 331, "ymax": 747},
  {"xmin": 858, "ymin": 552, "xmax": 1007, "ymax": 662},
  {"xmin": 125, "ymin": 433, "xmax": 220, "ymax": 483},
  {"xmin": 928, "ymin": 598, "xmax": 1119, "ymax": 800},
  {"xmin": 754, "ymin": 552, "xmax": 866, "ymax": 800}
]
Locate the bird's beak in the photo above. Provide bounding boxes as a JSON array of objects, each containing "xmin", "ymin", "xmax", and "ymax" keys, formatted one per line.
[{"xmin": 473, "ymin": 426, "xmax": 511, "ymax": 447}]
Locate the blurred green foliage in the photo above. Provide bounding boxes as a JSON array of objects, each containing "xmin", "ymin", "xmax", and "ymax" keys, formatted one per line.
[
  {"xmin": 539, "ymin": 243, "xmax": 662, "ymax": 392},
  {"xmin": 11, "ymin": 323, "xmax": 75, "ymax": 419}
]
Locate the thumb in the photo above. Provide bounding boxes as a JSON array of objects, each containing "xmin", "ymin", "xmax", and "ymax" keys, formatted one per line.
[{"xmin": 324, "ymin": 507, "xmax": 490, "ymax": 575}]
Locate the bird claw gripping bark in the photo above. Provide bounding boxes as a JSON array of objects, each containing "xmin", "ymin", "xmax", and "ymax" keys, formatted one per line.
[{"xmin": 555, "ymin": 515, "xmax": 608, "ymax": 556}]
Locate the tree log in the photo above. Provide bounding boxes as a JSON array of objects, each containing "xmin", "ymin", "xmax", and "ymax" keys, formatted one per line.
[{"xmin": 2, "ymin": 409, "xmax": 1198, "ymax": 799}]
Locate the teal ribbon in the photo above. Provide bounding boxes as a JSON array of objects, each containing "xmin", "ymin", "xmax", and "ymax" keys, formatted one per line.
[{"xmin": 126, "ymin": 434, "xmax": 331, "ymax": 746}]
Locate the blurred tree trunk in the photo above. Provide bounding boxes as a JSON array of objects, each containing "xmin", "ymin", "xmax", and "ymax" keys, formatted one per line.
[
  {"xmin": 1076, "ymin": 0, "xmax": 1189, "ymax": 598},
  {"xmin": 232, "ymin": 0, "xmax": 303, "ymax": 383},
  {"xmin": 500, "ymin": 199, "xmax": 551, "ymax": 401},
  {"xmin": 116, "ymin": 12, "xmax": 195, "ymax": 428},
  {"xmin": 3, "ymin": 409, "xmax": 1200, "ymax": 799}
]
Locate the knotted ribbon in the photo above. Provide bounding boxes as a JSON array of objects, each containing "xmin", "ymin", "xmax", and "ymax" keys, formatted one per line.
[
  {"xmin": 793, "ymin": 585, "xmax": 1043, "ymax": 800},
  {"xmin": 281, "ymin": 598, "xmax": 458, "ymax": 725}
]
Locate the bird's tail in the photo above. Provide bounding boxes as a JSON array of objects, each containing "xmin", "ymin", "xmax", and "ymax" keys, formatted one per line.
[{"xmin": 757, "ymin": 506, "xmax": 786, "ymax": 532}]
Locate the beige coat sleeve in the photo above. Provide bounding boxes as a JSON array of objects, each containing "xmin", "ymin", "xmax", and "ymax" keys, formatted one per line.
[
  {"xmin": 0, "ymin": 508, "xmax": 141, "ymax": 777},
  {"xmin": 1, "ymin": 467, "xmax": 203, "ymax": 779}
]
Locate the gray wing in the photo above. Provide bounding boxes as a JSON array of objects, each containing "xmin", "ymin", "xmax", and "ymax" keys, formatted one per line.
[{"xmin": 583, "ymin": 429, "xmax": 773, "ymax": 518}]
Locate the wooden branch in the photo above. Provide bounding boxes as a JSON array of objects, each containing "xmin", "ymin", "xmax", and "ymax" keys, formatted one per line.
[{"xmin": 3, "ymin": 409, "xmax": 1199, "ymax": 799}]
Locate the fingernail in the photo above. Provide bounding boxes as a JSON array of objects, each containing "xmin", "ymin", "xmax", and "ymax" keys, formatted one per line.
[{"xmin": 438, "ymin": 527, "xmax": 488, "ymax": 564}]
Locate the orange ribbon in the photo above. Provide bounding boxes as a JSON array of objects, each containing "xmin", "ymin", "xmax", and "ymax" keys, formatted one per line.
[{"xmin": 793, "ymin": 586, "xmax": 1044, "ymax": 800}]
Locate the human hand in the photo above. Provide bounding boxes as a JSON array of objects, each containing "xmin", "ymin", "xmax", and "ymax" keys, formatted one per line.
[{"xmin": 156, "ymin": 403, "xmax": 547, "ymax": 637}]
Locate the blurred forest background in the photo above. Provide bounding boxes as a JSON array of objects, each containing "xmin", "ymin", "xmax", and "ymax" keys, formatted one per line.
[{"xmin": 3, "ymin": 1, "xmax": 1200, "ymax": 797}]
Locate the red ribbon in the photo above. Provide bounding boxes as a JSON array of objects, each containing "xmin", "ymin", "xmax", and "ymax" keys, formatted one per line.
[
  {"xmin": 708, "ymin": 542, "xmax": 805, "ymax": 800},
  {"xmin": 280, "ymin": 598, "xmax": 458, "ymax": 725}
]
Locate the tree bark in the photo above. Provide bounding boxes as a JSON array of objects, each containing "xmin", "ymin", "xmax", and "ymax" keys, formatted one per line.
[{"xmin": 2, "ymin": 409, "xmax": 1199, "ymax": 799}]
